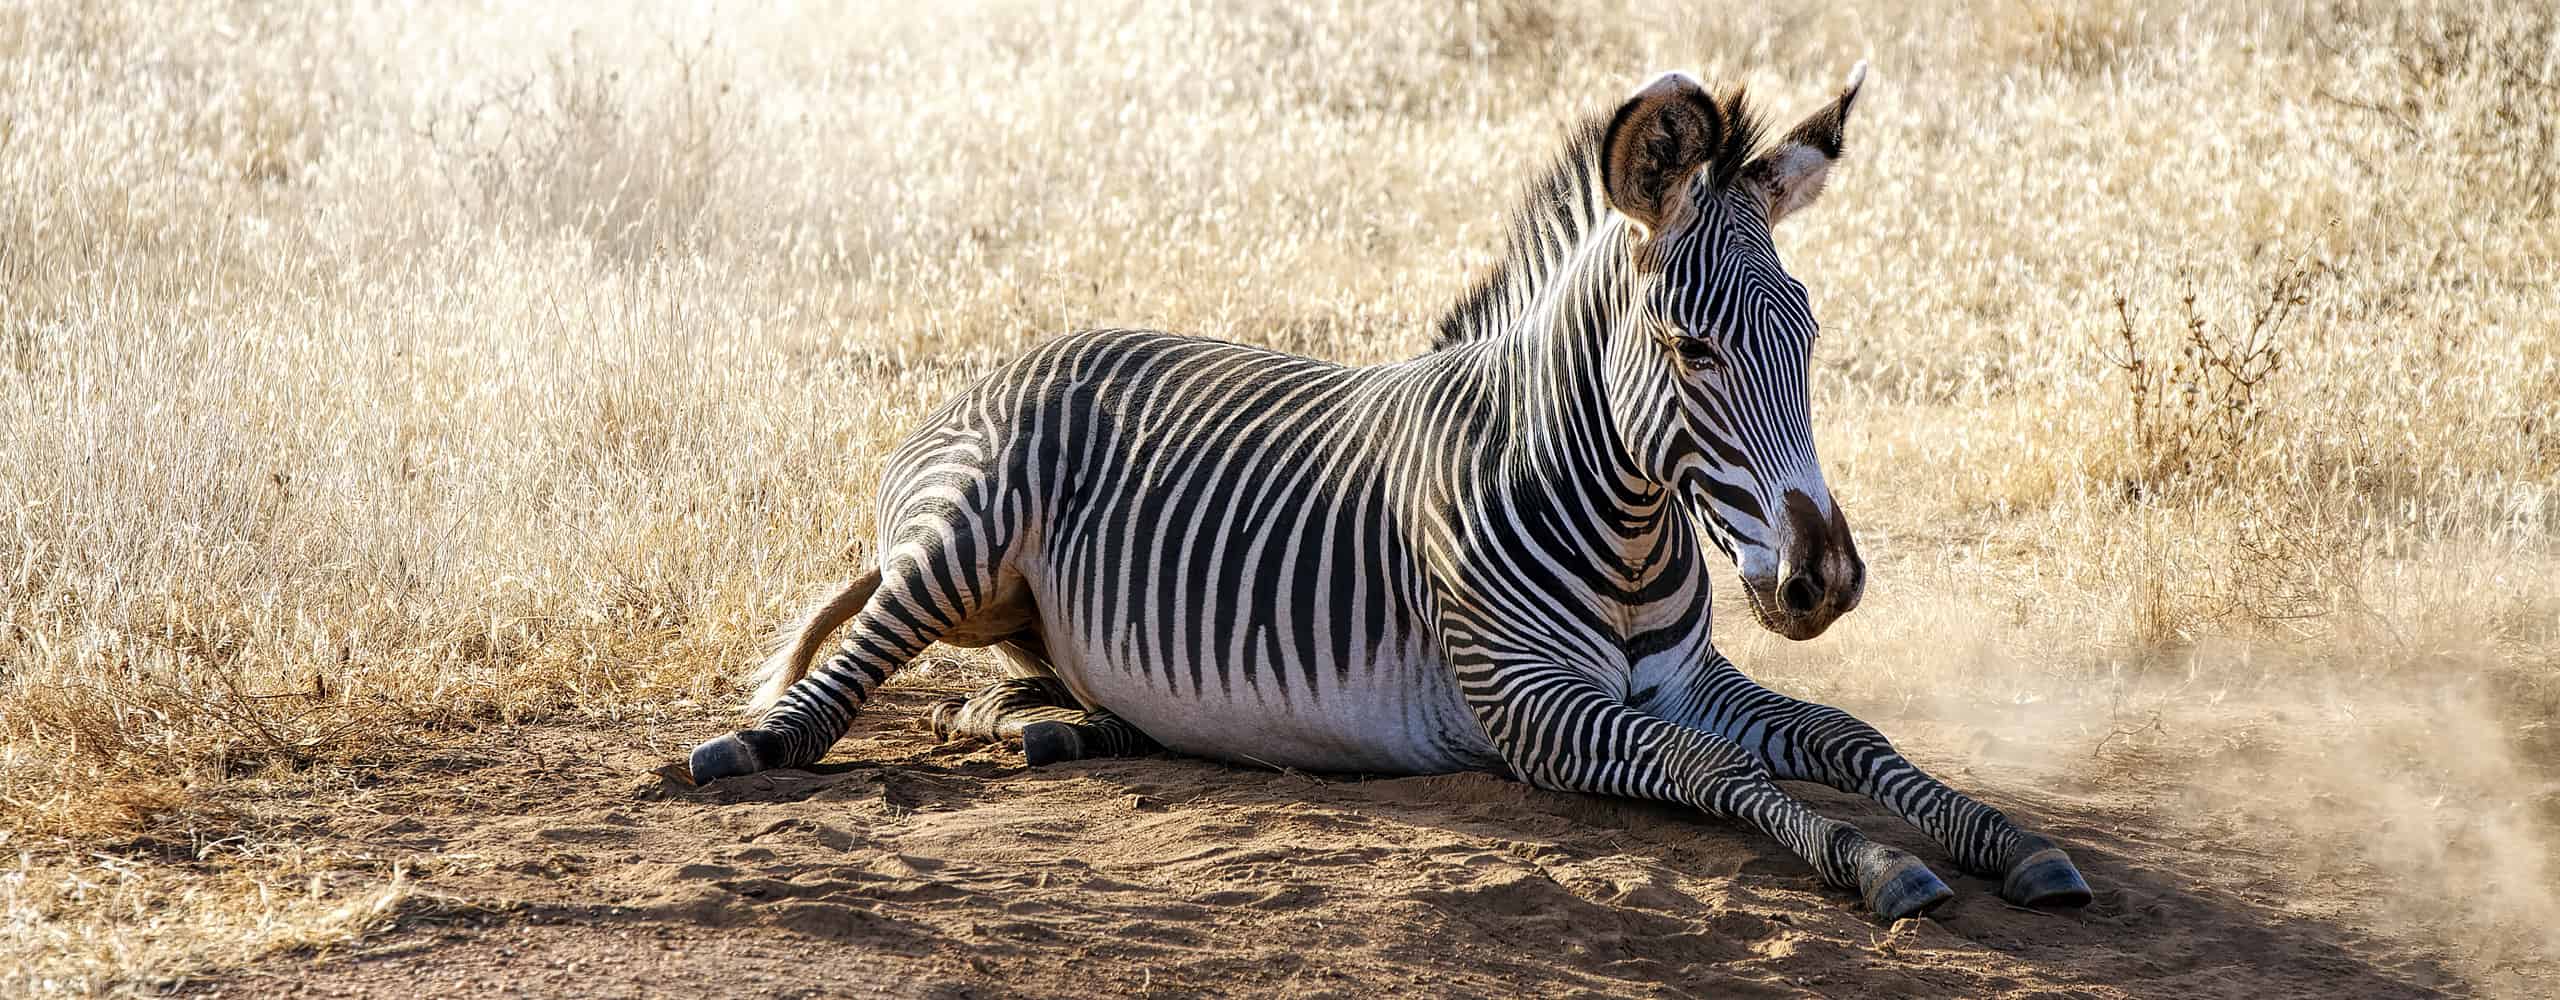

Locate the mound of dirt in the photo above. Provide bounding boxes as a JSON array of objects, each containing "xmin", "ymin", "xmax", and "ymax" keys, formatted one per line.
[{"xmin": 184, "ymin": 684, "xmax": 2469, "ymax": 999}]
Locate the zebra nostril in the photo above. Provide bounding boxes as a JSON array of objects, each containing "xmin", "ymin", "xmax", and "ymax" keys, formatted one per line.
[{"xmin": 1779, "ymin": 575, "xmax": 1821, "ymax": 617}]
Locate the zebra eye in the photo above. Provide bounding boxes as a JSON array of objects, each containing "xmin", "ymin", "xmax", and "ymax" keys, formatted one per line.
[{"xmin": 1672, "ymin": 337, "xmax": 1723, "ymax": 373}]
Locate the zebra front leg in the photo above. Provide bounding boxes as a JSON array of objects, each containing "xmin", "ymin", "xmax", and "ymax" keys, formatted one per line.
[
  {"xmin": 1471, "ymin": 671, "xmax": 1953, "ymax": 919},
  {"xmin": 1641, "ymin": 655, "xmax": 2092, "ymax": 908}
]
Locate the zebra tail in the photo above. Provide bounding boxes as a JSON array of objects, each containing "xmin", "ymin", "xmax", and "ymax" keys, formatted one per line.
[{"xmin": 744, "ymin": 569, "xmax": 883, "ymax": 717}]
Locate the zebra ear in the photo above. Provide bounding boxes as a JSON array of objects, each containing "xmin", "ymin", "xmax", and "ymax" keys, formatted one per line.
[
  {"xmin": 1600, "ymin": 72, "xmax": 1725, "ymax": 239},
  {"xmin": 1747, "ymin": 61, "xmax": 1867, "ymax": 226}
]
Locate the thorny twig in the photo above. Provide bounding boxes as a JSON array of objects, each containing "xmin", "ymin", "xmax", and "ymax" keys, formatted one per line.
[{"xmin": 2093, "ymin": 712, "xmax": 2166, "ymax": 759}]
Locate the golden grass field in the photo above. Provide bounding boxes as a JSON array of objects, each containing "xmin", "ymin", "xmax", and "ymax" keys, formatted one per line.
[{"xmin": 3, "ymin": 0, "xmax": 2555, "ymax": 995}]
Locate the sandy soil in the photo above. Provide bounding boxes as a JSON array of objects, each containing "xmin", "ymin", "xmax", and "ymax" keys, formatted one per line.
[{"xmin": 166, "ymin": 682, "xmax": 2480, "ymax": 999}]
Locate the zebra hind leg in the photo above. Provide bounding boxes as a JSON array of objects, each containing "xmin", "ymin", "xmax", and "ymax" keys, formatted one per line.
[
  {"xmin": 1019, "ymin": 715, "xmax": 1156, "ymax": 767},
  {"xmin": 925, "ymin": 676, "xmax": 1077, "ymax": 741},
  {"xmin": 690, "ymin": 498, "xmax": 1028, "ymax": 783},
  {"xmin": 924, "ymin": 675, "xmax": 1158, "ymax": 767}
]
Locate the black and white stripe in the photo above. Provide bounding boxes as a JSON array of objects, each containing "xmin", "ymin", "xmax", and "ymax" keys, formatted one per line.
[{"xmin": 691, "ymin": 64, "xmax": 2089, "ymax": 919}]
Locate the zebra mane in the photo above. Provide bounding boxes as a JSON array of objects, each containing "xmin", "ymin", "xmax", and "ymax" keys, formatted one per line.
[{"xmin": 1429, "ymin": 88, "xmax": 1764, "ymax": 353}]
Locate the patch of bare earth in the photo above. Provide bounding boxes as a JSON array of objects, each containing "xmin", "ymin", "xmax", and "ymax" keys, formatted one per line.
[{"xmin": 158, "ymin": 682, "xmax": 2467, "ymax": 999}]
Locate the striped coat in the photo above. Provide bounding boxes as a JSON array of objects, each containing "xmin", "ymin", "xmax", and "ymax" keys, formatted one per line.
[{"xmin": 689, "ymin": 65, "xmax": 2092, "ymax": 920}]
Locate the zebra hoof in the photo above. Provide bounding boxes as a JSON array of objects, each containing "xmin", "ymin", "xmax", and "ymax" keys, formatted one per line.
[
  {"xmin": 925, "ymin": 698, "xmax": 967, "ymax": 741},
  {"xmin": 687, "ymin": 732, "xmax": 766, "ymax": 784},
  {"xmin": 1861, "ymin": 851, "xmax": 1954, "ymax": 921},
  {"xmin": 1020, "ymin": 721, "xmax": 1085, "ymax": 767},
  {"xmin": 2001, "ymin": 846, "xmax": 2093, "ymax": 909}
]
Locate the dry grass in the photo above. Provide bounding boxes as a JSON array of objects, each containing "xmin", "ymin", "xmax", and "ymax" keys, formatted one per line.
[{"xmin": 1, "ymin": 0, "xmax": 2553, "ymax": 993}]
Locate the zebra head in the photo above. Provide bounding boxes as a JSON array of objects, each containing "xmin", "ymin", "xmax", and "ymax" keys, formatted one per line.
[{"xmin": 1598, "ymin": 65, "xmax": 1867, "ymax": 641}]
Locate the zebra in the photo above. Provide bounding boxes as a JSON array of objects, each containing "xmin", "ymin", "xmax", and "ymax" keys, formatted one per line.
[{"xmin": 688, "ymin": 64, "xmax": 2092, "ymax": 920}]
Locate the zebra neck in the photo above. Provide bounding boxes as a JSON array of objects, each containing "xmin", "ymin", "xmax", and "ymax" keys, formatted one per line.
[{"xmin": 1478, "ymin": 220, "xmax": 1661, "ymax": 513}]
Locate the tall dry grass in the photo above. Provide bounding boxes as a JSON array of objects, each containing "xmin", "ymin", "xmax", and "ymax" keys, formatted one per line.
[{"xmin": 1, "ymin": 0, "xmax": 2553, "ymax": 993}]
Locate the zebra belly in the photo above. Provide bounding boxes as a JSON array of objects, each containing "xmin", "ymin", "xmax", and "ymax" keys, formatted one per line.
[{"xmin": 1016, "ymin": 564, "xmax": 1500, "ymax": 775}]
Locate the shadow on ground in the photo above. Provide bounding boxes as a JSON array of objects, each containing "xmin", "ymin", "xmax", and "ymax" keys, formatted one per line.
[{"xmin": 178, "ymin": 685, "xmax": 2467, "ymax": 999}]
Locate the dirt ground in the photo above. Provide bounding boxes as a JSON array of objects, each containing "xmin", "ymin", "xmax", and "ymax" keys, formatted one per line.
[{"xmin": 157, "ymin": 681, "xmax": 2488, "ymax": 999}]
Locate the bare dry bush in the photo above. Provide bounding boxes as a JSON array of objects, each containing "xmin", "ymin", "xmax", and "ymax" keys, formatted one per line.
[
  {"xmin": 2095, "ymin": 249, "xmax": 2377, "ymax": 645},
  {"xmin": 2107, "ymin": 250, "xmax": 2329, "ymax": 495}
]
